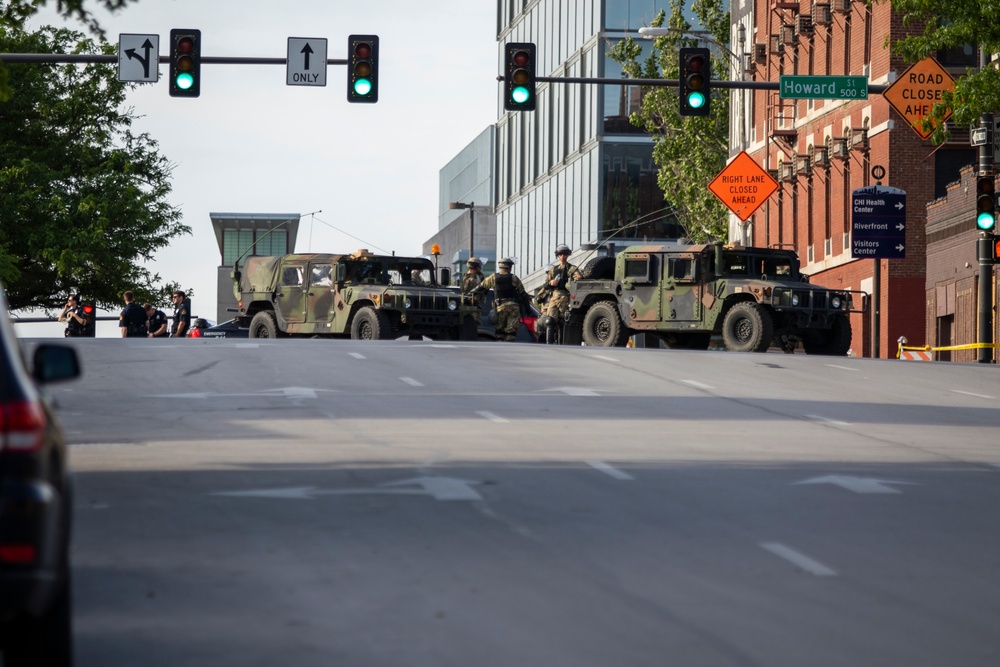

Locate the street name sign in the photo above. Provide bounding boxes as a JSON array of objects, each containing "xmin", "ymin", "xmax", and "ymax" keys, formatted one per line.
[
  {"xmin": 882, "ymin": 57, "xmax": 954, "ymax": 140},
  {"xmin": 779, "ymin": 75, "xmax": 868, "ymax": 100},
  {"xmin": 851, "ymin": 185, "xmax": 907, "ymax": 260},
  {"xmin": 287, "ymin": 37, "xmax": 327, "ymax": 86},
  {"xmin": 118, "ymin": 33, "xmax": 159, "ymax": 83},
  {"xmin": 708, "ymin": 151, "xmax": 779, "ymax": 222}
]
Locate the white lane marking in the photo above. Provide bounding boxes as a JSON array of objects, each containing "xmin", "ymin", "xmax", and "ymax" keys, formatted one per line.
[
  {"xmin": 539, "ymin": 387, "xmax": 604, "ymax": 396},
  {"xmin": 951, "ymin": 389, "xmax": 996, "ymax": 400},
  {"xmin": 586, "ymin": 461, "xmax": 634, "ymax": 480},
  {"xmin": 793, "ymin": 475, "xmax": 914, "ymax": 494},
  {"xmin": 682, "ymin": 380, "xmax": 714, "ymax": 390},
  {"xmin": 592, "ymin": 355, "xmax": 619, "ymax": 362},
  {"xmin": 824, "ymin": 364, "xmax": 857, "ymax": 371},
  {"xmin": 476, "ymin": 411, "xmax": 509, "ymax": 423},
  {"xmin": 348, "ymin": 352, "xmax": 366, "ymax": 360},
  {"xmin": 759, "ymin": 542, "xmax": 838, "ymax": 577},
  {"xmin": 235, "ymin": 343, "xmax": 260, "ymax": 349},
  {"xmin": 804, "ymin": 414, "xmax": 850, "ymax": 426},
  {"xmin": 400, "ymin": 377, "xmax": 424, "ymax": 387}
]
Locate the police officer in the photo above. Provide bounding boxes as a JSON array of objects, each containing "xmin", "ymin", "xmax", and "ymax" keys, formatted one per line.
[
  {"xmin": 58, "ymin": 294, "xmax": 90, "ymax": 338},
  {"xmin": 542, "ymin": 244, "xmax": 580, "ymax": 343},
  {"xmin": 472, "ymin": 257, "xmax": 527, "ymax": 342},
  {"xmin": 171, "ymin": 290, "xmax": 191, "ymax": 338},
  {"xmin": 144, "ymin": 303, "xmax": 169, "ymax": 338},
  {"xmin": 118, "ymin": 291, "xmax": 148, "ymax": 338}
]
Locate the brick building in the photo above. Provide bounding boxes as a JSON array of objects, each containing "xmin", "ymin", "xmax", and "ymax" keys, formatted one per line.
[
  {"xmin": 737, "ymin": 0, "xmax": 977, "ymax": 357},
  {"xmin": 925, "ymin": 167, "xmax": 999, "ymax": 362}
]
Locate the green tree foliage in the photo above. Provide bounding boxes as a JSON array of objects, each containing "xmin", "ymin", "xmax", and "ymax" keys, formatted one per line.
[
  {"xmin": 609, "ymin": 0, "xmax": 731, "ymax": 242},
  {"xmin": 0, "ymin": 25, "xmax": 189, "ymax": 311},
  {"xmin": 881, "ymin": 0, "xmax": 1000, "ymax": 142},
  {"xmin": 1, "ymin": 0, "xmax": 138, "ymax": 100}
]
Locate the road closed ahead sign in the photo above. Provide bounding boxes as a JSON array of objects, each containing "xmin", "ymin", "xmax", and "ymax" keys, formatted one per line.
[
  {"xmin": 708, "ymin": 151, "xmax": 779, "ymax": 222},
  {"xmin": 882, "ymin": 57, "xmax": 955, "ymax": 140}
]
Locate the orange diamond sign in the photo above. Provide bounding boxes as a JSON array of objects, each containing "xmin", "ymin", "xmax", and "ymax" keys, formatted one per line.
[
  {"xmin": 882, "ymin": 57, "xmax": 955, "ymax": 140},
  {"xmin": 708, "ymin": 151, "xmax": 779, "ymax": 222}
]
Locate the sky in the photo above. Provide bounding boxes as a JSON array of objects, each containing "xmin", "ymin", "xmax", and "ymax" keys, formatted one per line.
[{"xmin": 16, "ymin": 0, "xmax": 498, "ymax": 336}]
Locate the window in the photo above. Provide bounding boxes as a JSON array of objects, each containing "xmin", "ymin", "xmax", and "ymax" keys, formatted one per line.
[
  {"xmin": 310, "ymin": 264, "xmax": 333, "ymax": 287},
  {"xmin": 281, "ymin": 266, "xmax": 304, "ymax": 287},
  {"xmin": 668, "ymin": 257, "xmax": 695, "ymax": 281},
  {"xmin": 625, "ymin": 258, "xmax": 649, "ymax": 280}
]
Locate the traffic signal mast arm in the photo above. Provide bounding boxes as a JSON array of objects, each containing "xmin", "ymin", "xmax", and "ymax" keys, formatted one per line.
[{"xmin": 0, "ymin": 53, "xmax": 348, "ymax": 65}]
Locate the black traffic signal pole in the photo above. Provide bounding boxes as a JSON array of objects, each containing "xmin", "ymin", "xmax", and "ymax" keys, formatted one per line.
[{"xmin": 0, "ymin": 53, "xmax": 347, "ymax": 65}]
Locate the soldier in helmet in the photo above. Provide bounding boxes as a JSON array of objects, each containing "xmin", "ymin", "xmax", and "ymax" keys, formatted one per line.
[
  {"xmin": 460, "ymin": 257, "xmax": 484, "ymax": 304},
  {"xmin": 542, "ymin": 244, "xmax": 580, "ymax": 343},
  {"xmin": 472, "ymin": 257, "xmax": 527, "ymax": 341}
]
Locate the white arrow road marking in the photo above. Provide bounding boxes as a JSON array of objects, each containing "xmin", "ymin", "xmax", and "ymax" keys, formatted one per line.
[
  {"xmin": 760, "ymin": 542, "xmax": 837, "ymax": 577},
  {"xmin": 476, "ymin": 411, "xmax": 509, "ymax": 423},
  {"xmin": 804, "ymin": 414, "xmax": 850, "ymax": 426},
  {"xmin": 682, "ymin": 379, "xmax": 714, "ymax": 390},
  {"xmin": 586, "ymin": 461, "xmax": 634, "ymax": 480},
  {"xmin": 793, "ymin": 475, "xmax": 916, "ymax": 494},
  {"xmin": 951, "ymin": 389, "xmax": 996, "ymax": 400},
  {"xmin": 211, "ymin": 477, "xmax": 483, "ymax": 502},
  {"xmin": 151, "ymin": 387, "xmax": 338, "ymax": 400},
  {"xmin": 538, "ymin": 387, "xmax": 605, "ymax": 396},
  {"xmin": 399, "ymin": 377, "xmax": 424, "ymax": 387}
]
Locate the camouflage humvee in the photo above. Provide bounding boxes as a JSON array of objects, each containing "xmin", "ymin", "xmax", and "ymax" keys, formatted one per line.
[
  {"xmin": 232, "ymin": 250, "xmax": 478, "ymax": 340},
  {"xmin": 564, "ymin": 242, "xmax": 868, "ymax": 354}
]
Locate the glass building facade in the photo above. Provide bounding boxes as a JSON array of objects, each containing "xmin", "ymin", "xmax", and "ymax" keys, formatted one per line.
[{"xmin": 495, "ymin": 0, "xmax": 684, "ymax": 284}]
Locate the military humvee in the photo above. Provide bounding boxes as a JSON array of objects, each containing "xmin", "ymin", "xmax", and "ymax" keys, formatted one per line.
[
  {"xmin": 232, "ymin": 250, "xmax": 477, "ymax": 340},
  {"xmin": 564, "ymin": 242, "xmax": 867, "ymax": 354}
]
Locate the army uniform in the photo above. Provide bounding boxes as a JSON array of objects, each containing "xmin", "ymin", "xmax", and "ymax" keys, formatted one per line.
[
  {"xmin": 545, "ymin": 261, "xmax": 578, "ymax": 320},
  {"xmin": 474, "ymin": 259, "xmax": 526, "ymax": 341},
  {"xmin": 460, "ymin": 258, "xmax": 484, "ymax": 307}
]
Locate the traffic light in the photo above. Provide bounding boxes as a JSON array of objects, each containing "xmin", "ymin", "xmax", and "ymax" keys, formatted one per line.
[
  {"xmin": 975, "ymin": 173, "xmax": 996, "ymax": 231},
  {"xmin": 504, "ymin": 42, "xmax": 536, "ymax": 111},
  {"xmin": 347, "ymin": 35, "xmax": 379, "ymax": 103},
  {"xmin": 679, "ymin": 47, "xmax": 711, "ymax": 117},
  {"xmin": 81, "ymin": 303, "xmax": 95, "ymax": 337},
  {"xmin": 169, "ymin": 29, "xmax": 201, "ymax": 98}
]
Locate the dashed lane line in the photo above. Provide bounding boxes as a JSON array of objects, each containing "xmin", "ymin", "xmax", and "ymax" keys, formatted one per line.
[
  {"xmin": 476, "ymin": 411, "xmax": 509, "ymax": 423},
  {"xmin": 586, "ymin": 461, "xmax": 635, "ymax": 480},
  {"xmin": 760, "ymin": 542, "xmax": 838, "ymax": 577}
]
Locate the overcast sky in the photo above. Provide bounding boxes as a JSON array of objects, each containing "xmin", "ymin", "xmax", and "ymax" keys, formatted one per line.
[{"xmin": 22, "ymin": 0, "xmax": 498, "ymax": 332}]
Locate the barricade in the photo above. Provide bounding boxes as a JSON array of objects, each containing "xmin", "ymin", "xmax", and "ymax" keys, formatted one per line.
[{"xmin": 896, "ymin": 336, "xmax": 1000, "ymax": 361}]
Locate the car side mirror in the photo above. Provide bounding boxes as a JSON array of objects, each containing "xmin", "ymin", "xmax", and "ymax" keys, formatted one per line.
[
  {"xmin": 336, "ymin": 263, "xmax": 348, "ymax": 283},
  {"xmin": 33, "ymin": 344, "xmax": 81, "ymax": 384},
  {"xmin": 440, "ymin": 268, "xmax": 451, "ymax": 286}
]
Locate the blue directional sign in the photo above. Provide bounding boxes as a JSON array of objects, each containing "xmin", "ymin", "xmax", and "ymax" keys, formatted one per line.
[{"xmin": 851, "ymin": 185, "xmax": 907, "ymax": 259}]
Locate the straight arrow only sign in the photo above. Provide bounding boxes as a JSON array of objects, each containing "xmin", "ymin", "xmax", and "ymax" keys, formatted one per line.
[{"xmin": 287, "ymin": 37, "xmax": 328, "ymax": 86}]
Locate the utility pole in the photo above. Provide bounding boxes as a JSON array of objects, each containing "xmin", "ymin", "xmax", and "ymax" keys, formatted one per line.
[{"xmin": 977, "ymin": 48, "xmax": 995, "ymax": 363}]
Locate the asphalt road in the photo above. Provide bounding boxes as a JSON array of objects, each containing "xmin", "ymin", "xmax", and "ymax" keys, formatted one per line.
[{"xmin": 36, "ymin": 338, "xmax": 1000, "ymax": 666}]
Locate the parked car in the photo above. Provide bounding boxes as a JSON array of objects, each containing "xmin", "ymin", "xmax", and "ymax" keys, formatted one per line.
[
  {"xmin": 444, "ymin": 287, "xmax": 540, "ymax": 342},
  {"xmin": 201, "ymin": 319, "xmax": 249, "ymax": 339},
  {"xmin": 0, "ymin": 282, "xmax": 80, "ymax": 666}
]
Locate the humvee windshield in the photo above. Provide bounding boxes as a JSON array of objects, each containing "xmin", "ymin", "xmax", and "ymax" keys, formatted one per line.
[
  {"xmin": 344, "ymin": 258, "xmax": 436, "ymax": 286},
  {"xmin": 723, "ymin": 251, "xmax": 798, "ymax": 280}
]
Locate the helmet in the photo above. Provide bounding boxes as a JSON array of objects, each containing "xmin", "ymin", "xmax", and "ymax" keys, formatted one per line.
[
  {"xmin": 555, "ymin": 244, "xmax": 571, "ymax": 256},
  {"xmin": 467, "ymin": 257, "xmax": 482, "ymax": 267},
  {"xmin": 497, "ymin": 257, "xmax": 514, "ymax": 268},
  {"xmin": 193, "ymin": 318, "xmax": 209, "ymax": 328}
]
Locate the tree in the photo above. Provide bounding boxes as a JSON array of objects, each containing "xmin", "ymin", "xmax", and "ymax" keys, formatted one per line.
[
  {"xmin": 881, "ymin": 0, "xmax": 1000, "ymax": 142},
  {"xmin": 608, "ymin": 0, "xmax": 731, "ymax": 242},
  {"xmin": 1, "ymin": 0, "xmax": 137, "ymax": 101},
  {"xmin": 0, "ymin": 25, "xmax": 189, "ymax": 311}
]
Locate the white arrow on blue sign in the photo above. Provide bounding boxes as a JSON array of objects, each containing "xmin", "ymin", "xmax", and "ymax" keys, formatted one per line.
[{"xmin": 851, "ymin": 185, "xmax": 907, "ymax": 260}]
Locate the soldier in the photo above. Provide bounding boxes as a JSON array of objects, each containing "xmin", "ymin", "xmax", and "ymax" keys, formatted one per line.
[
  {"xmin": 542, "ymin": 244, "xmax": 580, "ymax": 343},
  {"xmin": 472, "ymin": 257, "xmax": 527, "ymax": 342},
  {"xmin": 144, "ymin": 303, "xmax": 169, "ymax": 338},
  {"xmin": 58, "ymin": 294, "xmax": 91, "ymax": 338},
  {"xmin": 118, "ymin": 291, "xmax": 148, "ymax": 338},
  {"xmin": 460, "ymin": 257, "xmax": 484, "ymax": 307}
]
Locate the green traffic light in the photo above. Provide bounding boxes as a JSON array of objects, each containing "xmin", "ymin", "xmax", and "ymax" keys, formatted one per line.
[
  {"xmin": 512, "ymin": 86, "xmax": 531, "ymax": 105},
  {"xmin": 353, "ymin": 78, "xmax": 372, "ymax": 96},
  {"xmin": 977, "ymin": 212, "xmax": 995, "ymax": 231},
  {"xmin": 175, "ymin": 72, "xmax": 195, "ymax": 91},
  {"xmin": 687, "ymin": 91, "xmax": 706, "ymax": 109}
]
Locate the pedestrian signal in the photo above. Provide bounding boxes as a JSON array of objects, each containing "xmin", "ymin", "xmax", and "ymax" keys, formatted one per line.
[
  {"xmin": 679, "ymin": 47, "xmax": 711, "ymax": 117},
  {"xmin": 169, "ymin": 29, "xmax": 201, "ymax": 98}
]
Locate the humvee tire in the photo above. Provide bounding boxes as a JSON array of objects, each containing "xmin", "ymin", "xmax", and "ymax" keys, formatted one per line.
[
  {"xmin": 249, "ymin": 310, "xmax": 280, "ymax": 339},
  {"xmin": 351, "ymin": 306, "xmax": 391, "ymax": 340},
  {"xmin": 582, "ymin": 301, "xmax": 628, "ymax": 347},
  {"xmin": 721, "ymin": 302, "xmax": 773, "ymax": 353}
]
